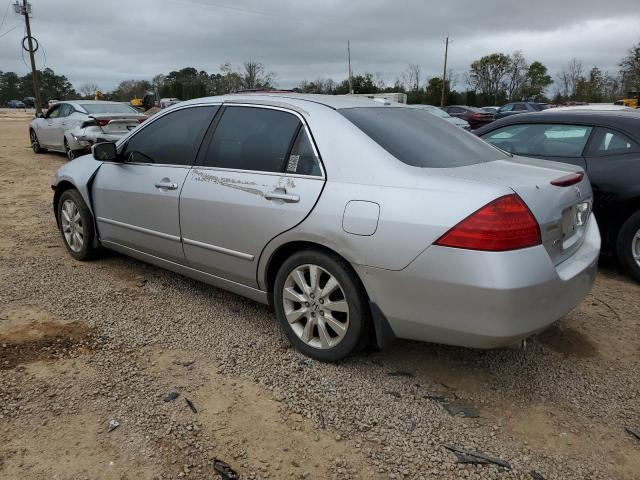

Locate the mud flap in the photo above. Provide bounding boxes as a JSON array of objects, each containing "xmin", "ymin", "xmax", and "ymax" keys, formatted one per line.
[{"xmin": 369, "ymin": 301, "xmax": 397, "ymax": 350}]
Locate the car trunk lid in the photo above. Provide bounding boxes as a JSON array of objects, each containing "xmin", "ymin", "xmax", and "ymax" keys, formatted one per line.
[
  {"xmin": 89, "ymin": 113, "xmax": 145, "ymax": 134},
  {"xmin": 438, "ymin": 156, "xmax": 593, "ymax": 265}
]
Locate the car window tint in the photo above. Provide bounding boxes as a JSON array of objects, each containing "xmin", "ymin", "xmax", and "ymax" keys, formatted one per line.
[
  {"xmin": 499, "ymin": 104, "xmax": 513, "ymax": 112},
  {"xmin": 512, "ymin": 103, "xmax": 526, "ymax": 111},
  {"xmin": 204, "ymin": 106, "xmax": 301, "ymax": 173},
  {"xmin": 588, "ymin": 128, "xmax": 639, "ymax": 156},
  {"xmin": 340, "ymin": 107, "xmax": 506, "ymax": 168},
  {"xmin": 285, "ymin": 129, "xmax": 322, "ymax": 176},
  {"xmin": 482, "ymin": 123, "xmax": 592, "ymax": 157},
  {"xmin": 121, "ymin": 106, "xmax": 217, "ymax": 166}
]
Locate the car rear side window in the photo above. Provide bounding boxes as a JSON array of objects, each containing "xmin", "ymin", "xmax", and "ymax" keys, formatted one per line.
[
  {"xmin": 121, "ymin": 106, "xmax": 217, "ymax": 166},
  {"xmin": 339, "ymin": 107, "xmax": 505, "ymax": 168},
  {"xmin": 203, "ymin": 106, "xmax": 301, "ymax": 173},
  {"xmin": 482, "ymin": 123, "xmax": 592, "ymax": 158},
  {"xmin": 285, "ymin": 128, "xmax": 322, "ymax": 176},
  {"xmin": 586, "ymin": 128, "xmax": 640, "ymax": 157}
]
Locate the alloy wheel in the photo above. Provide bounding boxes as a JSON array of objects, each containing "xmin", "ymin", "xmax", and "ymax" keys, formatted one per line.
[
  {"xmin": 633, "ymin": 228, "xmax": 640, "ymax": 268},
  {"xmin": 30, "ymin": 130, "xmax": 40, "ymax": 152},
  {"xmin": 60, "ymin": 199, "xmax": 84, "ymax": 252},
  {"xmin": 282, "ymin": 264, "xmax": 350, "ymax": 350},
  {"xmin": 64, "ymin": 140, "xmax": 75, "ymax": 160}
]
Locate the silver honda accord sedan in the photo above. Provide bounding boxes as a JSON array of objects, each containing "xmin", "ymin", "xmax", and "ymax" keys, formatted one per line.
[{"xmin": 51, "ymin": 94, "xmax": 600, "ymax": 361}]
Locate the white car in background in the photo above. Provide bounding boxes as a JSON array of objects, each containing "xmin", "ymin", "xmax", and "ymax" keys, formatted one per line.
[
  {"xmin": 412, "ymin": 104, "xmax": 471, "ymax": 129},
  {"xmin": 29, "ymin": 101, "xmax": 147, "ymax": 160}
]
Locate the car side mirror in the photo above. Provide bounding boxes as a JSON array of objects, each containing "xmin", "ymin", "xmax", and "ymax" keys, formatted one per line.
[{"xmin": 92, "ymin": 142, "xmax": 118, "ymax": 162}]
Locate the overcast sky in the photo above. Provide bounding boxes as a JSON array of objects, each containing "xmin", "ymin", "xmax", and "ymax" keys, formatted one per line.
[{"xmin": 1, "ymin": 0, "xmax": 639, "ymax": 92}]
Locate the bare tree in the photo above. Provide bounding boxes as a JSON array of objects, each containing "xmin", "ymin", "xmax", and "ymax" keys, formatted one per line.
[
  {"xmin": 504, "ymin": 51, "xmax": 528, "ymax": 101},
  {"xmin": 78, "ymin": 83, "xmax": 100, "ymax": 98},
  {"xmin": 241, "ymin": 61, "xmax": 275, "ymax": 90},
  {"xmin": 556, "ymin": 58, "xmax": 583, "ymax": 98},
  {"xmin": 402, "ymin": 64, "xmax": 422, "ymax": 92}
]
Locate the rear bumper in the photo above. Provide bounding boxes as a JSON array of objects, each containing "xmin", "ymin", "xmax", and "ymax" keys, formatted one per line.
[
  {"xmin": 356, "ymin": 216, "xmax": 600, "ymax": 348},
  {"xmin": 66, "ymin": 129, "xmax": 125, "ymax": 151}
]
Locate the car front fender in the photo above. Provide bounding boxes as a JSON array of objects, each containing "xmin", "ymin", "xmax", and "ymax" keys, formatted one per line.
[{"xmin": 52, "ymin": 154, "xmax": 104, "ymax": 218}]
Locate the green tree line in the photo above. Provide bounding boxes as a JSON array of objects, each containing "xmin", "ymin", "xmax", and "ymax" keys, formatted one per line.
[{"xmin": 2, "ymin": 41, "xmax": 639, "ymax": 107}]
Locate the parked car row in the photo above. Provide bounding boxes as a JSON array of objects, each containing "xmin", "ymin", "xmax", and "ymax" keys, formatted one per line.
[{"xmin": 50, "ymin": 93, "xmax": 601, "ymax": 361}]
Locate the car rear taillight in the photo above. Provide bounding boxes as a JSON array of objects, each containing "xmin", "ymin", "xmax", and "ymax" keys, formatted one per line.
[
  {"xmin": 550, "ymin": 172, "xmax": 583, "ymax": 187},
  {"xmin": 435, "ymin": 194, "xmax": 541, "ymax": 251},
  {"xmin": 96, "ymin": 119, "xmax": 110, "ymax": 127}
]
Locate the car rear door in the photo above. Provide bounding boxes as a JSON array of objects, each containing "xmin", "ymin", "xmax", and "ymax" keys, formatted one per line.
[
  {"xmin": 92, "ymin": 105, "xmax": 218, "ymax": 264},
  {"xmin": 179, "ymin": 104, "xmax": 325, "ymax": 288}
]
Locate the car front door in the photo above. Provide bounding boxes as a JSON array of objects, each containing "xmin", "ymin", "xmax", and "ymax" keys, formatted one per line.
[
  {"xmin": 49, "ymin": 103, "xmax": 73, "ymax": 150},
  {"xmin": 38, "ymin": 104, "xmax": 61, "ymax": 147},
  {"xmin": 583, "ymin": 127, "xmax": 640, "ymax": 245},
  {"xmin": 179, "ymin": 105, "xmax": 326, "ymax": 288},
  {"xmin": 92, "ymin": 105, "xmax": 218, "ymax": 263}
]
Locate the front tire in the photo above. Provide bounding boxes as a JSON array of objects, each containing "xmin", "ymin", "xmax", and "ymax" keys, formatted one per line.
[
  {"xmin": 617, "ymin": 210, "xmax": 640, "ymax": 282},
  {"xmin": 57, "ymin": 189, "xmax": 99, "ymax": 261},
  {"xmin": 30, "ymin": 129, "xmax": 46, "ymax": 154},
  {"xmin": 273, "ymin": 249, "xmax": 370, "ymax": 362}
]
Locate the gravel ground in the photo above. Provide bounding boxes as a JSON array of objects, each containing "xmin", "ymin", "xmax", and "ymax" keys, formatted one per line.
[{"xmin": 1, "ymin": 110, "xmax": 639, "ymax": 479}]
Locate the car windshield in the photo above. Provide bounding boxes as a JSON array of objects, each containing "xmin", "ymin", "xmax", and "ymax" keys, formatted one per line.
[
  {"xmin": 339, "ymin": 107, "xmax": 506, "ymax": 168},
  {"xmin": 80, "ymin": 103, "xmax": 138, "ymax": 114}
]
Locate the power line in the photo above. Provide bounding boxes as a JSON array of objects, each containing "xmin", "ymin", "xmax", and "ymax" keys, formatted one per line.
[
  {"xmin": 0, "ymin": 0, "xmax": 11, "ymax": 32},
  {"xmin": 0, "ymin": 21, "xmax": 19, "ymax": 37}
]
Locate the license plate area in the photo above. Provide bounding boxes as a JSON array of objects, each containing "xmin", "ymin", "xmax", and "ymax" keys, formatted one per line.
[{"xmin": 561, "ymin": 201, "xmax": 590, "ymax": 250}]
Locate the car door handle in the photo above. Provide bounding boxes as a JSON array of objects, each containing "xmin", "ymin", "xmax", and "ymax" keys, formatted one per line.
[
  {"xmin": 264, "ymin": 190, "xmax": 300, "ymax": 203},
  {"xmin": 155, "ymin": 181, "xmax": 178, "ymax": 190}
]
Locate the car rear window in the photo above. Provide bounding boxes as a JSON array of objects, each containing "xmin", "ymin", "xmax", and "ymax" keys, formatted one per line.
[
  {"xmin": 339, "ymin": 107, "xmax": 506, "ymax": 168},
  {"xmin": 80, "ymin": 103, "xmax": 138, "ymax": 114}
]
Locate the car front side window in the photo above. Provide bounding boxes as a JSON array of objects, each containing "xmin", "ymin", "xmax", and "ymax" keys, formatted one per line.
[
  {"xmin": 47, "ymin": 106, "xmax": 60, "ymax": 118},
  {"xmin": 202, "ymin": 106, "xmax": 302, "ymax": 173},
  {"xmin": 120, "ymin": 106, "xmax": 217, "ymax": 166}
]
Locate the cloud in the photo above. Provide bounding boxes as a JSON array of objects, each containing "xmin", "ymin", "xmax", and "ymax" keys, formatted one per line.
[{"xmin": 0, "ymin": 0, "xmax": 638, "ymax": 91}]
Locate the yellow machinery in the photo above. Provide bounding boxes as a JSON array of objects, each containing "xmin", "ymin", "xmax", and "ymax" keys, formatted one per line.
[
  {"xmin": 614, "ymin": 91, "xmax": 639, "ymax": 108},
  {"xmin": 130, "ymin": 97, "xmax": 143, "ymax": 108}
]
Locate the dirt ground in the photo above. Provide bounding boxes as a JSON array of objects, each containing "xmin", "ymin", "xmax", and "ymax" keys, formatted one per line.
[{"xmin": 1, "ymin": 109, "xmax": 639, "ymax": 479}]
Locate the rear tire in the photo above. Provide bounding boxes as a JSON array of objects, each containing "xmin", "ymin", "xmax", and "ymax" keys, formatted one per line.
[
  {"xmin": 64, "ymin": 138, "xmax": 78, "ymax": 160},
  {"xmin": 57, "ymin": 189, "xmax": 99, "ymax": 261},
  {"xmin": 273, "ymin": 249, "xmax": 370, "ymax": 362},
  {"xmin": 616, "ymin": 210, "xmax": 640, "ymax": 282},
  {"xmin": 30, "ymin": 129, "xmax": 46, "ymax": 154}
]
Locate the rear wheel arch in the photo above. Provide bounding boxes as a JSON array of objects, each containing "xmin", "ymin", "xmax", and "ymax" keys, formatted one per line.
[{"xmin": 263, "ymin": 241, "xmax": 368, "ymax": 303}]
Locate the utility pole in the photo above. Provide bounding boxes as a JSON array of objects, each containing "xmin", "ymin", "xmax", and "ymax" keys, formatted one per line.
[
  {"xmin": 14, "ymin": 0, "xmax": 42, "ymax": 113},
  {"xmin": 440, "ymin": 36, "xmax": 449, "ymax": 107},
  {"xmin": 347, "ymin": 40, "xmax": 353, "ymax": 95}
]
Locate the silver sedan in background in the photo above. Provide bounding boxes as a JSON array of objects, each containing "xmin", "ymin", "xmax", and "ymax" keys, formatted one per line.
[
  {"xmin": 30, "ymin": 100, "xmax": 147, "ymax": 160},
  {"xmin": 51, "ymin": 94, "xmax": 600, "ymax": 361}
]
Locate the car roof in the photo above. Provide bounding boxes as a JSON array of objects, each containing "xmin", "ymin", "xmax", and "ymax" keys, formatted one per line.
[
  {"xmin": 474, "ymin": 110, "xmax": 640, "ymax": 137},
  {"xmin": 180, "ymin": 93, "xmax": 411, "ymax": 111}
]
